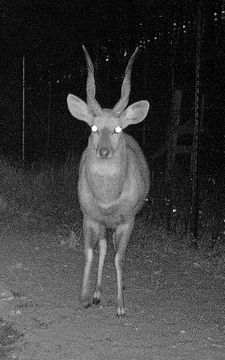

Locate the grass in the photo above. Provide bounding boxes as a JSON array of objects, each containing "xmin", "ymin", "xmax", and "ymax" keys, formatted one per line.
[
  {"xmin": 0, "ymin": 156, "xmax": 81, "ymax": 233},
  {"xmin": 132, "ymin": 215, "xmax": 225, "ymax": 278}
]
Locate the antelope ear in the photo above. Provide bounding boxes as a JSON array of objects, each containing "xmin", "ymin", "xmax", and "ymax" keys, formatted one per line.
[
  {"xmin": 67, "ymin": 94, "xmax": 93, "ymax": 125},
  {"xmin": 121, "ymin": 100, "xmax": 150, "ymax": 129}
]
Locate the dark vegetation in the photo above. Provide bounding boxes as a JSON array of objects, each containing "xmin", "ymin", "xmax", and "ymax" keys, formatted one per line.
[{"xmin": 0, "ymin": 156, "xmax": 80, "ymax": 234}]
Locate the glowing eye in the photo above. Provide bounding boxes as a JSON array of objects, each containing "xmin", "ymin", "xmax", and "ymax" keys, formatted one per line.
[
  {"xmin": 114, "ymin": 126, "xmax": 122, "ymax": 133},
  {"xmin": 91, "ymin": 125, "xmax": 98, "ymax": 133}
]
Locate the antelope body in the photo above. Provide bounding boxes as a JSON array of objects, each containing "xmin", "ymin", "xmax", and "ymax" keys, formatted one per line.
[{"xmin": 67, "ymin": 46, "xmax": 150, "ymax": 316}]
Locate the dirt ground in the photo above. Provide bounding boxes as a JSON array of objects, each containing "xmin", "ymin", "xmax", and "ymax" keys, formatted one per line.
[{"xmin": 0, "ymin": 220, "xmax": 225, "ymax": 360}]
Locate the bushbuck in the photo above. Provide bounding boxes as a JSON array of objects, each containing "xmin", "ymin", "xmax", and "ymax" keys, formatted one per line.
[{"xmin": 67, "ymin": 46, "xmax": 150, "ymax": 316}]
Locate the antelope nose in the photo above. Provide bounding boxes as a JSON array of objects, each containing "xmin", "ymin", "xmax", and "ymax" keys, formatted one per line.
[{"xmin": 99, "ymin": 147, "xmax": 109, "ymax": 159}]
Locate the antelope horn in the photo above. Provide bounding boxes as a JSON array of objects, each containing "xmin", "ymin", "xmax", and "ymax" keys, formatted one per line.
[
  {"xmin": 82, "ymin": 45, "xmax": 102, "ymax": 116},
  {"xmin": 113, "ymin": 47, "xmax": 139, "ymax": 114}
]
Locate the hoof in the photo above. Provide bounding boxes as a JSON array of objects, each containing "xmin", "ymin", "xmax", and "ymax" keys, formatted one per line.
[
  {"xmin": 93, "ymin": 297, "xmax": 101, "ymax": 305},
  {"xmin": 116, "ymin": 307, "xmax": 126, "ymax": 317},
  {"xmin": 81, "ymin": 298, "xmax": 93, "ymax": 309},
  {"xmin": 93, "ymin": 291, "xmax": 101, "ymax": 305}
]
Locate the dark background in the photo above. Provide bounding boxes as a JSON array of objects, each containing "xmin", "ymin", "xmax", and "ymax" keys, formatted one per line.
[
  {"xmin": 0, "ymin": 0, "xmax": 224, "ymax": 239},
  {"xmin": 0, "ymin": 0, "xmax": 223, "ymax": 163}
]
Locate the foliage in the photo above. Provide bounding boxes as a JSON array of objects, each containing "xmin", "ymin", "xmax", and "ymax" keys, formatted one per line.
[{"xmin": 0, "ymin": 156, "xmax": 81, "ymax": 232}]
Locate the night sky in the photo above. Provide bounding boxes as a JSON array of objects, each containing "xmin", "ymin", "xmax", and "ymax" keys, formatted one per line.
[
  {"xmin": 2, "ymin": 0, "xmax": 147, "ymax": 61},
  {"xmin": 0, "ymin": 1, "xmax": 223, "ymax": 169}
]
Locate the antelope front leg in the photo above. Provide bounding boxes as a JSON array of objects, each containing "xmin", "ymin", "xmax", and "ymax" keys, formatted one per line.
[
  {"xmin": 113, "ymin": 218, "xmax": 135, "ymax": 317},
  {"xmin": 93, "ymin": 236, "xmax": 107, "ymax": 305},
  {"xmin": 81, "ymin": 216, "xmax": 106, "ymax": 308}
]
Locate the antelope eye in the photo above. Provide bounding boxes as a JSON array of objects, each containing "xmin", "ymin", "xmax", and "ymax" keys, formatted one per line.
[
  {"xmin": 91, "ymin": 125, "xmax": 98, "ymax": 133},
  {"xmin": 114, "ymin": 126, "xmax": 122, "ymax": 134}
]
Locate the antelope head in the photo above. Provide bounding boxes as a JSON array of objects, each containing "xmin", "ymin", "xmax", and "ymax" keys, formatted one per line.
[{"xmin": 67, "ymin": 46, "xmax": 149, "ymax": 160}]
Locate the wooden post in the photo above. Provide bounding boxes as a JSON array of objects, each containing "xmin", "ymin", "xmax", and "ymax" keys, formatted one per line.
[
  {"xmin": 190, "ymin": 0, "xmax": 202, "ymax": 245},
  {"xmin": 142, "ymin": 41, "xmax": 148, "ymax": 152},
  {"xmin": 46, "ymin": 65, "xmax": 52, "ymax": 159},
  {"xmin": 165, "ymin": 88, "xmax": 182, "ymax": 231},
  {"xmin": 22, "ymin": 55, "xmax": 25, "ymax": 166}
]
